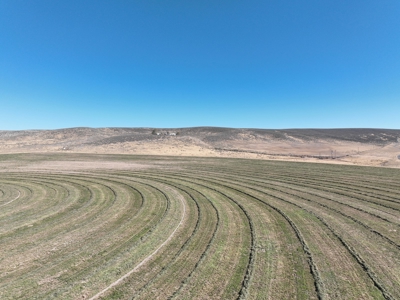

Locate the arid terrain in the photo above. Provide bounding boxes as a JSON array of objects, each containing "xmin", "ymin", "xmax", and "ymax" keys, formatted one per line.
[{"xmin": 1, "ymin": 127, "xmax": 400, "ymax": 167}]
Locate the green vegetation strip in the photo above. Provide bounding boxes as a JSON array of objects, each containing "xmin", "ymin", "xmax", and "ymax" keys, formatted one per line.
[{"xmin": 0, "ymin": 154, "xmax": 399, "ymax": 300}]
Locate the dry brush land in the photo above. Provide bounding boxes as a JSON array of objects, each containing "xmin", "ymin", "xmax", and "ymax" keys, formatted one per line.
[{"xmin": 0, "ymin": 153, "xmax": 399, "ymax": 299}]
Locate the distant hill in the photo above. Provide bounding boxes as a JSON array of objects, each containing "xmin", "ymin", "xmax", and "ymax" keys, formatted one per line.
[
  {"xmin": 1, "ymin": 127, "xmax": 399, "ymax": 146},
  {"xmin": 1, "ymin": 127, "xmax": 399, "ymax": 167}
]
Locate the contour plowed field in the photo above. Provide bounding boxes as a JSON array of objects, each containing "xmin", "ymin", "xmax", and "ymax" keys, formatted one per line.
[{"xmin": 0, "ymin": 155, "xmax": 399, "ymax": 299}]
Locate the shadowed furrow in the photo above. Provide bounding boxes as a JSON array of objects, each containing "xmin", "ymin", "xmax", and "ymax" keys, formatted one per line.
[{"xmin": 0, "ymin": 155, "xmax": 399, "ymax": 300}]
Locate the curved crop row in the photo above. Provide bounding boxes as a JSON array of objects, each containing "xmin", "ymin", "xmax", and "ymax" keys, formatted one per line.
[{"xmin": 0, "ymin": 155, "xmax": 399, "ymax": 300}]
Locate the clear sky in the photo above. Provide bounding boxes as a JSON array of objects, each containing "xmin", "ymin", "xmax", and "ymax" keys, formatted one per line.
[{"xmin": 1, "ymin": 1, "xmax": 399, "ymax": 130}]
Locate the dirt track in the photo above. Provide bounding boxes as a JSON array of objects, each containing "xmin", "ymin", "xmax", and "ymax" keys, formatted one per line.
[{"xmin": 0, "ymin": 191, "xmax": 20, "ymax": 207}]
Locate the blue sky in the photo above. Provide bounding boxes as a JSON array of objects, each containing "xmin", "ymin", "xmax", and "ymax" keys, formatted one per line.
[{"xmin": 1, "ymin": 1, "xmax": 399, "ymax": 130}]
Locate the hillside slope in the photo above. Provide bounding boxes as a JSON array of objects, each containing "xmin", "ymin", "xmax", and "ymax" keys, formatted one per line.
[{"xmin": 1, "ymin": 127, "xmax": 399, "ymax": 167}]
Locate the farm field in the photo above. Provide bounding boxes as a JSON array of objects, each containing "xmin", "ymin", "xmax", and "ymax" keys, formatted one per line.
[{"xmin": 0, "ymin": 153, "xmax": 399, "ymax": 299}]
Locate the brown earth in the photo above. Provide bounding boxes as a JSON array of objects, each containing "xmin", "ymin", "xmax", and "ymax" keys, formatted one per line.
[{"xmin": 1, "ymin": 127, "xmax": 399, "ymax": 168}]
